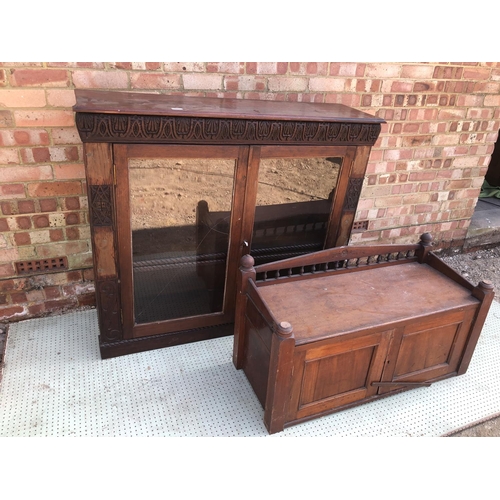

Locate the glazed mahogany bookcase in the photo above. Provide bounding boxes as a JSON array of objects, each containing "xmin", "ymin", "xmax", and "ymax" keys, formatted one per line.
[
  {"xmin": 233, "ymin": 234, "xmax": 494, "ymax": 433},
  {"xmin": 74, "ymin": 89, "xmax": 384, "ymax": 358}
]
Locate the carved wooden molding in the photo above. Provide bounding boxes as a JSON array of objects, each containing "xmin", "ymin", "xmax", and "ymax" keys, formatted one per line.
[
  {"xmin": 76, "ymin": 112, "xmax": 381, "ymax": 146},
  {"xmin": 344, "ymin": 178, "xmax": 364, "ymax": 211},
  {"xmin": 97, "ymin": 279, "xmax": 122, "ymax": 342},
  {"xmin": 89, "ymin": 184, "xmax": 114, "ymax": 227}
]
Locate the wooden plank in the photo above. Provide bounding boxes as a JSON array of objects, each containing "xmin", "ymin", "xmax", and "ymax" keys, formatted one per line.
[{"xmin": 74, "ymin": 89, "xmax": 386, "ymax": 124}]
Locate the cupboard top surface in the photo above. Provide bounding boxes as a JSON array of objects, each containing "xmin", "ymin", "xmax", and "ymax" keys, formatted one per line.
[
  {"xmin": 73, "ymin": 89, "xmax": 385, "ymax": 124},
  {"xmin": 257, "ymin": 262, "xmax": 479, "ymax": 344}
]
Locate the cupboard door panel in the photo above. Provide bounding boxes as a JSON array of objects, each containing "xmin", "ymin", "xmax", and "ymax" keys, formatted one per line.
[
  {"xmin": 291, "ymin": 330, "xmax": 393, "ymax": 421},
  {"xmin": 379, "ymin": 308, "xmax": 477, "ymax": 393}
]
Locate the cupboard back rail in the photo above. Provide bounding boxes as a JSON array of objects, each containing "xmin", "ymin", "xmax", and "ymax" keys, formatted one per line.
[{"xmin": 74, "ymin": 89, "xmax": 384, "ymax": 358}]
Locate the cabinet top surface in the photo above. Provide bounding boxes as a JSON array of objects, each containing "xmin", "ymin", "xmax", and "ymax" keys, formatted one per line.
[
  {"xmin": 73, "ymin": 89, "xmax": 385, "ymax": 124},
  {"xmin": 257, "ymin": 262, "xmax": 479, "ymax": 344}
]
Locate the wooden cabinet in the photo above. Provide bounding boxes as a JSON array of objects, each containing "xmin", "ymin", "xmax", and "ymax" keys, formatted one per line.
[
  {"xmin": 75, "ymin": 90, "xmax": 384, "ymax": 358},
  {"xmin": 233, "ymin": 234, "xmax": 495, "ymax": 433}
]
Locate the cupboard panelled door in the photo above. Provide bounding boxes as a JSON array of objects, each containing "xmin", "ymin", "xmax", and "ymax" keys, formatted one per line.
[
  {"xmin": 289, "ymin": 329, "xmax": 393, "ymax": 422},
  {"xmin": 115, "ymin": 144, "xmax": 250, "ymax": 339}
]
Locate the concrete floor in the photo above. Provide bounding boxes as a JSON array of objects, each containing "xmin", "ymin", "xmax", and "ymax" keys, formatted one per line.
[
  {"xmin": 1, "ymin": 301, "xmax": 499, "ymax": 437},
  {"xmin": 465, "ymin": 198, "xmax": 500, "ymax": 249}
]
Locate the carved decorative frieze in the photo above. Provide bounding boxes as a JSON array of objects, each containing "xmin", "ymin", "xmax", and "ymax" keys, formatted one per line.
[
  {"xmin": 89, "ymin": 184, "xmax": 113, "ymax": 227},
  {"xmin": 344, "ymin": 178, "xmax": 364, "ymax": 211},
  {"xmin": 76, "ymin": 112, "xmax": 381, "ymax": 146},
  {"xmin": 97, "ymin": 279, "xmax": 122, "ymax": 342}
]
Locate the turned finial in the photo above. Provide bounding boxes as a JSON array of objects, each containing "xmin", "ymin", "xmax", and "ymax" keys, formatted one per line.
[
  {"xmin": 420, "ymin": 233, "xmax": 433, "ymax": 247},
  {"xmin": 240, "ymin": 254, "xmax": 255, "ymax": 270},
  {"xmin": 276, "ymin": 321, "xmax": 293, "ymax": 337},
  {"xmin": 478, "ymin": 280, "xmax": 494, "ymax": 291}
]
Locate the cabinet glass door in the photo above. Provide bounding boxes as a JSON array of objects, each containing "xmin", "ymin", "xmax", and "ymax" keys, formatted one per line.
[
  {"xmin": 249, "ymin": 147, "xmax": 346, "ymax": 265},
  {"xmin": 115, "ymin": 145, "xmax": 245, "ymax": 338},
  {"xmin": 130, "ymin": 156, "xmax": 235, "ymax": 323}
]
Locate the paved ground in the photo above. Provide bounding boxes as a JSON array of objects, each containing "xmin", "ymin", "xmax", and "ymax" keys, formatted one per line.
[{"xmin": 440, "ymin": 242, "xmax": 500, "ymax": 437}]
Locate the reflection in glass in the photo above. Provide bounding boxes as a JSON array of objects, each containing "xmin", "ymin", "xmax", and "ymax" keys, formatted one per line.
[
  {"xmin": 251, "ymin": 157, "xmax": 342, "ymax": 264},
  {"xmin": 130, "ymin": 158, "xmax": 235, "ymax": 324}
]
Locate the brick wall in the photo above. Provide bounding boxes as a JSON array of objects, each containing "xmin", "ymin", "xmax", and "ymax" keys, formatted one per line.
[{"xmin": 1, "ymin": 62, "xmax": 499, "ymax": 322}]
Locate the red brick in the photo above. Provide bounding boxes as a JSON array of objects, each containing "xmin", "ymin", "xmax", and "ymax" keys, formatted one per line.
[
  {"xmin": 65, "ymin": 213, "xmax": 80, "ymax": 225},
  {"xmin": 52, "ymin": 163, "xmax": 85, "ymax": 180},
  {"xmin": 433, "ymin": 66, "xmax": 463, "ymax": 79},
  {"xmin": 14, "ymin": 232, "xmax": 31, "ymax": 245},
  {"xmin": 16, "ymin": 216, "xmax": 31, "ymax": 229},
  {"xmin": 43, "ymin": 298, "xmax": 75, "ymax": 314},
  {"xmin": 10, "ymin": 292, "xmax": 27, "ymax": 303},
  {"xmin": 27, "ymin": 303, "xmax": 45, "ymax": 316},
  {"xmin": 66, "ymin": 227, "xmax": 80, "ymax": 240},
  {"xmin": 0, "ymin": 69, "xmax": 6, "ymax": 87},
  {"xmin": 365, "ymin": 63, "xmax": 401, "ymax": 78},
  {"xmin": 14, "ymin": 110, "xmax": 74, "ymax": 127},
  {"xmin": 224, "ymin": 75, "xmax": 266, "ymax": 92},
  {"xmin": 0, "ymin": 264, "xmax": 15, "ymax": 278},
  {"xmin": 0, "ymin": 149, "xmax": 19, "ymax": 164},
  {"xmin": 329, "ymin": 63, "xmax": 365, "ymax": 77},
  {"xmin": 0, "ymin": 89, "xmax": 46, "ymax": 107},
  {"xmin": 268, "ymin": 77, "xmax": 307, "ymax": 92},
  {"xmin": 0, "ymin": 130, "xmax": 51, "ymax": 146},
  {"xmin": 33, "ymin": 214, "xmax": 50, "ymax": 228},
  {"xmin": 46, "ymin": 89, "xmax": 77, "ymax": 107},
  {"xmin": 182, "ymin": 74, "xmax": 222, "ymax": 90},
  {"xmin": 0, "ymin": 294, "xmax": 7, "ymax": 305},
  {"xmin": 245, "ymin": 62, "xmax": 257, "ymax": 74},
  {"xmin": 50, "ymin": 127, "xmax": 81, "ymax": 145},
  {"xmin": 28, "ymin": 181, "xmax": 82, "ymax": 197},
  {"xmin": 0, "ymin": 184, "xmax": 25, "ymax": 199},
  {"xmin": 10, "ymin": 69, "xmax": 69, "ymax": 87},
  {"xmin": 49, "ymin": 228, "xmax": 64, "ymax": 241},
  {"xmin": 309, "ymin": 78, "xmax": 344, "ymax": 92},
  {"xmin": 0, "ymin": 218, "xmax": 9, "ymax": 231},
  {"xmin": 130, "ymin": 73, "xmax": 181, "ymax": 89},
  {"xmin": 21, "ymin": 147, "xmax": 50, "ymax": 163},
  {"xmin": 1, "ymin": 202, "xmax": 12, "ymax": 215},
  {"xmin": 78, "ymin": 293, "xmax": 95, "ymax": 307},
  {"xmin": 206, "ymin": 62, "xmax": 244, "ymax": 74},
  {"xmin": 72, "ymin": 70, "xmax": 128, "ymax": 89},
  {"xmin": 62, "ymin": 197, "xmax": 80, "ymax": 210},
  {"xmin": 0, "ymin": 110, "xmax": 13, "ymax": 127},
  {"xmin": 44, "ymin": 286, "xmax": 61, "ymax": 299},
  {"xmin": 17, "ymin": 200, "xmax": 35, "ymax": 214},
  {"xmin": 0, "ymin": 305, "xmax": 25, "ymax": 320},
  {"xmin": 39, "ymin": 198, "xmax": 58, "ymax": 212},
  {"xmin": 163, "ymin": 62, "xmax": 205, "ymax": 72},
  {"xmin": 0, "ymin": 165, "xmax": 52, "ymax": 182},
  {"xmin": 463, "ymin": 67, "xmax": 490, "ymax": 80},
  {"xmin": 401, "ymin": 65, "xmax": 434, "ymax": 79}
]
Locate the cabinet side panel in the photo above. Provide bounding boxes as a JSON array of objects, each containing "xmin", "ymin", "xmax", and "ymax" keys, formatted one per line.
[
  {"xmin": 84, "ymin": 143, "xmax": 124, "ymax": 344},
  {"xmin": 242, "ymin": 298, "xmax": 273, "ymax": 408}
]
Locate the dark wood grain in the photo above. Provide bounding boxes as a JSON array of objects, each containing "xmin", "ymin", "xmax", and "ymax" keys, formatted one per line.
[
  {"xmin": 233, "ymin": 235, "xmax": 494, "ymax": 433},
  {"xmin": 76, "ymin": 90, "xmax": 384, "ymax": 357}
]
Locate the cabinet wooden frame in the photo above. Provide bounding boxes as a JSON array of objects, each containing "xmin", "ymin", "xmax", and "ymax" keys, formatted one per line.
[
  {"xmin": 75, "ymin": 90, "xmax": 384, "ymax": 358},
  {"xmin": 233, "ymin": 234, "xmax": 495, "ymax": 434}
]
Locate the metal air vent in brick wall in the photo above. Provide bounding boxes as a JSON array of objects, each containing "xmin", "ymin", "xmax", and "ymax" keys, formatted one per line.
[
  {"xmin": 15, "ymin": 257, "xmax": 68, "ymax": 276},
  {"xmin": 352, "ymin": 220, "xmax": 369, "ymax": 232}
]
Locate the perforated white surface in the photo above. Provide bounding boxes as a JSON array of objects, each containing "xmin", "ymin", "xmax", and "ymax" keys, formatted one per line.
[{"xmin": 1, "ymin": 302, "xmax": 499, "ymax": 437}]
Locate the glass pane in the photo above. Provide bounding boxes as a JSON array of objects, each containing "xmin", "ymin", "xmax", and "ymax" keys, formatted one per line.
[
  {"xmin": 130, "ymin": 157, "xmax": 235, "ymax": 324},
  {"xmin": 251, "ymin": 157, "xmax": 342, "ymax": 264}
]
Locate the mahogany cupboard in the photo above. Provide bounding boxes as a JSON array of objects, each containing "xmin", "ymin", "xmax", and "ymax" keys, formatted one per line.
[
  {"xmin": 74, "ymin": 90, "xmax": 384, "ymax": 358},
  {"xmin": 233, "ymin": 234, "xmax": 495, "ymax": 433}
]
